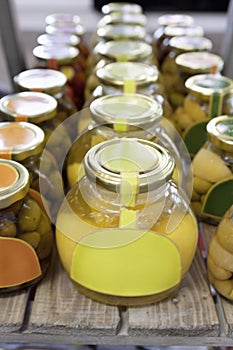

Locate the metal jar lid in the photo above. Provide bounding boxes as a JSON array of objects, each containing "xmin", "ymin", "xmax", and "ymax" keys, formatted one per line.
[
  {"xmin": 95, "ymin": 39, "xmax": 152, "ymax": 61},
  {"xmin": 157, "ymin": 14, "xmax": 194, "ymax": 27},
  {"xmin": 84, "ymin": 138, "xmax": 174, "ymax": 193},
  {"xmin": 101, "ymin": 2, "xmax": 143, "ymax": 15},
  {"xmin": 207, "ymin": 115, "xmax": 233, "ymax": 152},
  {"xmin": 37, "ymin": 33, "xmax": 80, "ymax": 47},
  {"xmin": 0, "ymin": 92, "xmax": 57, "ymax": 123},
  {"xmin": 97, "ymin": 13, "xmax": 147, "ymax": 28},
  {"xmin": 175, "ymin": 52, "xmax": 224, "ymax": 74},
  {"xmin": 169, "ymin": 36, "xmax": 213, "ymax": 53},
  {"xmin": 164, "ymin": 24, "xmax": 204, "ymax": 38},
  {"xmin": 45, "ymin": 13, "xmax": 81, "ymax": 26},
  {"xmin": 45, "ymin": 23, "xmax": 85, "ymax": 37},
  {"xmin": 0, "ymin": 122, "xmax": 45, "ymax": 161},
  {"xmin": 96, "ymin": 61, "xmax": 158, "ymax": 87},
  {"xmin": 14, "ymin": 69, "xmax": 67, "ymax": 95},
  {"xmin": 33, "ymin": 45, "xmax": 79, "ymax": 64},
  {"xmin": 185, "ymin": 74, "xmax": 233, "ymax": 100},
  {"xmin": 0, "ymin": 159, "xmax": 29, "ymax": 209},
  {"xmin": 90, "ymin": 93, "xmax": 163, "ymax": 129},
  {"xmin": 96, "ymin": 24, "xmax": 146, "ymax": 41}
]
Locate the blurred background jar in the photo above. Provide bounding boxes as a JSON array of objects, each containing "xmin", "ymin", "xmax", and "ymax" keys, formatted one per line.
[
  {"xmin": 191, "ymin": 115, "xmax": 233, "ymax": 223},
  {"xmin": 56, "ymin": 138, "xmax": 198, "ymax": 305},
  {"xmin": 101, "ymin": 2, "xmax": 143, "ymax": 15},
  {"xmin": 0, "ymin": 159, "xmax": 53, "ymax": 293}
]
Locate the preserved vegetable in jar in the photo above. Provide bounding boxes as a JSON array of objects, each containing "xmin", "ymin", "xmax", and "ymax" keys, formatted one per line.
[
  {"xmin": 0, "ymin": 159, "xmax": 53, "ymax": 293},
  {"xmin": 191, "ymin": 115, "xmax": 233, "ymax": 223},
  {"xmin": 56, "ymin": 138, "xmax": 198, "ymax": 305}
]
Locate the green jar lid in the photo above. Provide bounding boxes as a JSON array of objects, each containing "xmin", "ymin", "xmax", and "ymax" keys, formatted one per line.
[
  {"xmin": 101, "ymin": 2, "xmax": 143, "ymax": 15},
  {"xmin": 0, "ymin": 159, "xmax": 29, "ymax": 209},
  {"xmin": 175, "ymin": 51, "xmax": 224, "ymax": 74},
  {"xmin": 97, "ymin": 24, "xmax": 146, "ymax": 41},
  {"xmin": 164, "ymin": 24, "xmax": 204, "ymax": 38},
  {"xmin": 207, "ymin": 115, "xmax": 233, "ymax": 152},
  {"xmin": 84, "ymin": 138, "xmax": 174, "ymax": 192},
  {"xmin": 33, "ymin": 45, "xmax": 79, "ymax": 64},
  {"xmin": 37, "ymin": 33, "xmax": 80, "ymax": 47},
  {"xmin": 169, "ymin": 36, "xmax": 213, "ymax": 53}
]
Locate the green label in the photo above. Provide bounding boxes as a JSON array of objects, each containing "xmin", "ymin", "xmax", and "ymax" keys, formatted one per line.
[
  {"xmin": 183, "ymin": 121, "xmax": 209, "ymax": 157},
  {"xmin": 208, "ymin": 92, "xmax": 223, "ymax": 118}
]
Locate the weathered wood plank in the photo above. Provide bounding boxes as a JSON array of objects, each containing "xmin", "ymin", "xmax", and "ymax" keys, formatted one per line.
[
  {"xmin": 26, "ymin": 249, "xmax": 121, "ymax": 336},
  {"xmin": 127, "ymin": 247, "xmax": 219, "ymax": 337}
]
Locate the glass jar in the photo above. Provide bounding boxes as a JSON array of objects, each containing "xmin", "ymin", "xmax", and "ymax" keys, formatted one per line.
[
  {"xmin": 207, "ymin": 204, "xmax": 233, "ymax": 300},
  {"xmin": 191, "ymin": 115, "xmax": 233, "ymax": 223},
  {"xmin": 32, "ymin": 45, "xmax": 85, "ymax": 109},
  {"xmin": 0, "ymin": 159, "xmax": 53, "ymax": 293},
  {"xmin": 0, "ymin": 121, "xmax": 64, "ymax": 221},
  {"xmin": 56, "ymin": 138, "xmax": 198, "ymax": 305},
  {"xmin": 67, "ymin": 93, "xmax": 191, "ymax": 193},
  {"xmin": 171, "ymin": 74, "xmax": 233, "ymax": 156}
]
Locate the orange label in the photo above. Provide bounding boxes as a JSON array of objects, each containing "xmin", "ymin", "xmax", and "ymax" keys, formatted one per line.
[
  {"xmin": 15, "ymin": 115, "xmax": 28, "ymax": 122},
  {"xmin": 0, "ymin": 163, "xmax": 18, "ymax": 189}
]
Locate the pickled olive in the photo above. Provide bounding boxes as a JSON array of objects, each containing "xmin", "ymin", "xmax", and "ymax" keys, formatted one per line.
[
  {"xmin": 18, "ymin": 196, "xmax": 42, "ymax": 232},
  {"xmin": 19, "ymin": 231, "xmax": 41, "ymax": 249},
  {"xmin": 36, "ymin": 211, "xmax": 53, "ymax": 236},
  {"xmin": 207, "ymin": 255, "xmax": 232, "ymax": 280},
  {"xmin": 193, "ymin": 176, "xmax": 212, "ymax": 194},
  {"xmin": 8, "ymin": 199, "xmax": 24, "ymax": 215},
  {"xmin": 0, "ymin": 218, "xmax": 17, "ymax": 237},
  {"xmin": 47, "ymin": 170, "xmax": 64, "ymax": 200},
  {"xmin": 36, "ymin": 229, "xmax": 53, "ymax": 260}
]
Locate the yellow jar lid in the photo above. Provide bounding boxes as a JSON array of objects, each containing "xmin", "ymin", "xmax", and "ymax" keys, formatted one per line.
[
  {"xmin": 0, "ymin": 159, "xmax": 29, "ymax": 209},
  {"xmin": 14, "ymin": 69, "xmax": 67, "ymax": 95},
  {"xmin": 185, "ymin": 74, "xmax": 233, "ymax": 99},
  {"xmin": 0, "ymin": 92, "xmax": 57, "ymax": 123},
  {"xmin": 157, "ymin": 14, "xmax": 194, "ymax": 26},
  {"xmin": 96, "ymin": 61, "xmax": 158, "ymax": 87},
  {"xmin": 37, "ymin": 33, "xmax": 80, "ymax": 47},
  {"xmin": 175, "ymin": 52, "xmax": 224, "ymax": 73},
  {"xmin": 207, "ymin": 115, "xmax": 233, "ymax": 152},
  {"xmin": 45, "ymin": 13, "xmax": 81, "ymax": 26},
  {"xmin": 97, "ymin": 24, "xmax": 146, "ymax": 41},
  {"xmin": 0, "ymin": 122, "xmax": 45, "ymax": 160},
  {"xmin": 84, "ymin": 138, "xmax": 174, "ymax": 192},
  {"xmin": 164, "ymin": 24, "xmax": 204, "ymax": 38},
  {"xmin": 90, "ymin": 93, "xmax": 163, "ymax": 128},
  {"xmin": 169, "ymin": 36, "xmax": 213, "ymax": 53},
  {"xmin": 97, "ymin": 13, "xmax": 147, "ymax": 27},
  {"xmin": 96, "ymin": 39, "xmax": 152, "ymax": 61},
  {"xmin": 33, "ymin": 45, "xmax": 79, "ymax": 64},
  {"xmin": 101, "ymin": 2, "xmax": 143, "ymax": 14}
]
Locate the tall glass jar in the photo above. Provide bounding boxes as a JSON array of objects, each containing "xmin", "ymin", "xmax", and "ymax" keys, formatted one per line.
[
  {"xmin": 191, "ymin": 115, "xmax": 233, "ymax": 223},
  {"xmin": 56, "ymin": 138, "xmax": 198, "ymax": 305},
  {"xmin": 0, "ymin": 159, "xmax": 53, "ymax": 293}
]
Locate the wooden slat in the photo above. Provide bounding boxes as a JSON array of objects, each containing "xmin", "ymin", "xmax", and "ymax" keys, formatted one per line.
[
  {"xmin": 27, "ymin": 249, "xmax": 121, "ymax": 336},
  {"xmin": 128, "ymin": 248, "xmax": 219, "ymax": 337}
]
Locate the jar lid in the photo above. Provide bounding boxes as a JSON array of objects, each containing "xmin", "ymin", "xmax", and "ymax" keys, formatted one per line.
[
  {"xmin": 37, "ymin": 33, "xmax": 80, "ymax": 47},
  {"xmin": 207, "ymin": 115, "xmax": 233, "ymax": 152},
  {"xmin": 0, "ymin": 122, "xmax": 45, "ymax": 160},
  {"xmin": 97, "ymin": 13, "xmax": 147, "ymax": 27},
  {"xmin": 185, "ymin": 74, "xmax": 233, "ymax": 99},
  {"xmin": 96, "ymin": 62, "xmax": 158, "ymax": 86},
  {"xmin": 175, "ymin": 52, "xmax": 224, "ymax": 73},
  {"xmin": 0, "ymin": 92, "xmax": 57, "ymax": 123},
  {"xmin": 169, "ymin": 36, "xmax": 213, "ymax": 53},
  {"xmin": 101, "ymin": 2, "xmax": 143, "ymax": 14},
  {"xmin": 96, "ymin": 39, "xmax": 152, "ymax": 61},
  {"xmin": 45, "ymin": 23, "xmax": 85, "ymax": 37},
  {"xmin": 97, "ymin": 24, "xmax": 146, "ymax": 41},
  {"xmin": 157, "ymin": 14, "xmax": 194, "ymax": 27},
  {"xmin": 0, "ymin": 159, "xmax": 29, "ymax": 209},
  {"xmin": 84, "ymin": 138, "xmax": 174, "ymax": 192},
  {"xmin": 164, "ymin": 24, "xmax": 204, "ymax": 38},
  {"xmin": 14, "ymin": 69, "xmax": 67, "ymax": 95},
  {"xmin": 45, "ymin": 13, "xmax": 81, "ymax": 26},
  {"xmin": 33, "ymin": 45, "xmax": 79, "ymax": 63},
  {"xmin": 90, "ymin": 93, "xmax": 163, "ymax": 129}
]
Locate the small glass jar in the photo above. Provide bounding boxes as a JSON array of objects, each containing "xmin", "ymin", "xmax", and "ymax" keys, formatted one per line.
[
  {"xmin": 171, "ymin": 74, "xmax": 233, "ymax": 156},
  {"xmin": 56, "ymin": 138, "xmax": 198, "ymax": 305},
  {"xmin": 207, "ymin": 204, "xmax": 233, "ymax": 300},
  {"xmin": 191, "ymin": 115, "xmax": 233, "ymax": 223},
  {"xmin": 101, "ymin": 2, "xmax": 143, "ymax": 15},
  {"xmin": 0, "ymin": 121, "xmax": 64, "ymax": 221},
  {"xmin": 32, "ymin": 45, "xmax": 85, "ymax": 109},
  {"xmin": 0, "ymin": 159, "xmax": 53, "ymax": 293},
  {"xmin": 67, "ymin": 93, "xmax": 190, "ymax": 192}
]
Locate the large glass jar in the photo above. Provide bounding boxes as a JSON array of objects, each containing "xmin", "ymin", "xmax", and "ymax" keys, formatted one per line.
[
  {"xmin": 191, "ymin": 115, "xmax": 233, "ymax": 223},
  {"xmin": 171, "ymin": 74, "xmax": 233, "ymax": 156},
  {"xmin": 0, "ymin": 121, "xmax": 64, "ymax": 221},
  {"xmin": 67, "ymin": 93, "xmax": 191, "ymax": 192},
  {"xmin": 0, "ymin": 159, "xmax": 53, "ymax": 293},
  {"xmin": 207, "ymin": 204, "xmax": 233, "ymax": 300},
  {"xmin": 56, "ymin": 138, "xmax": 198, "ymax": 305}
]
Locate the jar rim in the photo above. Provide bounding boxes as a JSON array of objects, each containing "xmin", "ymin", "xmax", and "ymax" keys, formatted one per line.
[
  {"xmin": 169, "ymin": 36, "xmax": 213, "ymax": 52},
  {"xmin": 175, "ymin": 51, "xmax": 224, "ymax": 73},
  {"xmin": 157, "ymin": 14, "xmax": 194, "ymax": 26},
  {"xmin": 101, "ymin": 2, "xmax": 143, "ymax": 15},
  {"xmin": 207, "ymin": 115, "xmax": 233, "ymax": 152},
  {"xmin": 97, "ymin": 23, "xmax": 146, "ymax": 40}
]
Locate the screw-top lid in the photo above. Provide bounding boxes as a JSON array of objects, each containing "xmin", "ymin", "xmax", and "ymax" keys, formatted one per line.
[
  {"xmin": 14, "ymin": 69, "xmax": 67, "ymax": 95},
  {"xmin": 207, "ymin": 115, "xmax": 233, "ymax": 152},
  {"xmin": 164, "ymin": 24, "xmax": 204, "ymax": 38},
  {"xmin": 97, "ymin": 24, "xmax": 146, "ymax": 41},
  {"xmin": 0, "ymin": 122, "xmax": 45, "ymax": 160},
  {"xmin": 101, "ymin": 2, "xmax": 143, "ymax": 15},
  {"xmin": 97, "ymin": 13, "xmax": 147, "ymax": 27},
  {"xmin": 0, "ymin": 92, "xmax": 57, "ymax": 123},
  {"xmin": 169, "ymin": 36, "xmax": 213, "ymax": 53},
  {"xmin": 45, "ymin": 23, "xmax": 85, "ymax": 37},
  {"xmin": 33, "ymin": 45, "xmax": 79, "ymax": 64},
  {"xmin": 95, "ymin": 39, "xmax": 152, "ymax": 61},
  {"xmin": 157, "ymin": 14, "xmax": 194, "ymax": 27},
  {"xmin": 175, "ymin": 52, "xmax": 224, "ymax": 74},
  {"xmin": 37, "ymin": 33, "xmax": 80, "ymax": 47},
  {"xmin": 45, "ymin": 13, "xmax": 81, "ymax": 26},
  {"xmin": 90, "ymin": 93, "xmax": 163, "ymax": 130},
  {"xmin": 96, "ymin": 61, "xmax": 158, "ymax": 87},
  {"xmin": 84, "ymin": 138, "xmax": 174, "ymax": 193},
  {"xmin": 0, "ymin": 159, "xmax": 29, "ymax": 209}
]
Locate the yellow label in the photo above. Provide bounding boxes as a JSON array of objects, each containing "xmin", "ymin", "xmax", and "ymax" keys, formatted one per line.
[
  {"xmin": 113, "ymin": 119, "xmax": 128, "ymax": 134},
  {"xmin": 119, "ymin": 207, "xmax": 137, "ymax": 228},
  {"xmin": 120, "ymin": 171, "xmax": 138, "ymax": 207},
  {"xmin": 124, "ymin": 80, "xmax": 136, "ymax": 94}
]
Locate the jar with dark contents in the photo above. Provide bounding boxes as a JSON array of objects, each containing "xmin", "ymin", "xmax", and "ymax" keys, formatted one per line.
[
  {"xmin": 56, "ymin": 138, "xmax": 198, "ymax": 305},
  {"xmin": 191, "ymin": 115, "xmax": 233, "ymax": 223},
  {"xmin": 0, "ymin": 159, "xmax": 53, "ymax": 293},
  {"xmin": 32, "ymin": 45, "xmax": 85, "ymax": 110}
]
